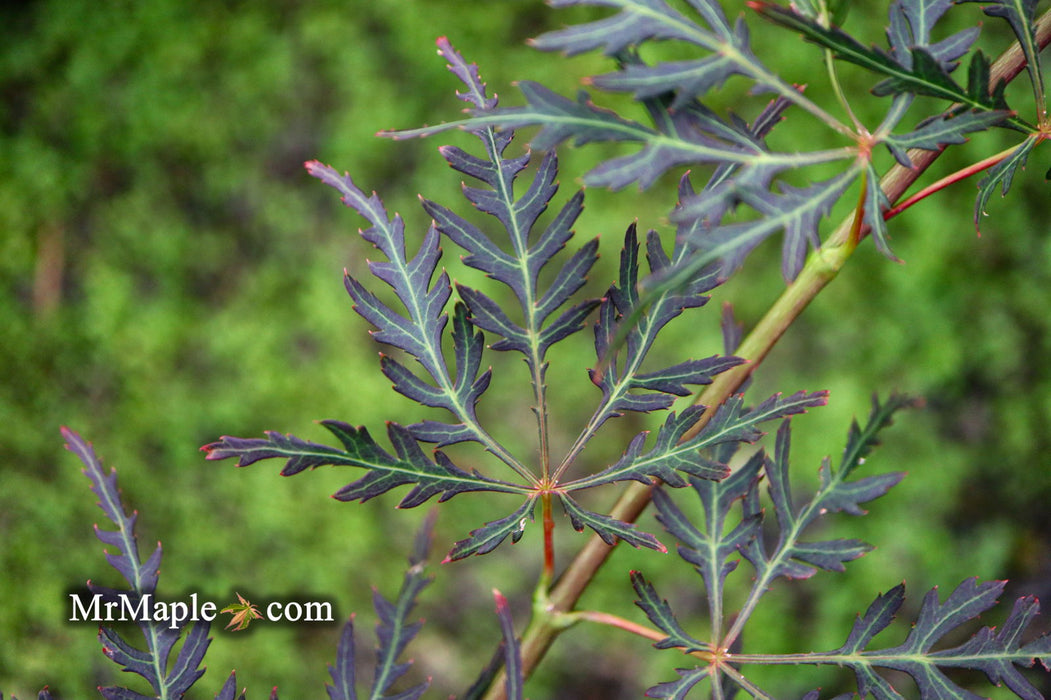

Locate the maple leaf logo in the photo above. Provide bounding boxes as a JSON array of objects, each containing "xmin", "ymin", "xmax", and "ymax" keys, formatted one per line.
[{"xmin": 221, "ymin": 593, "xmax": 262, "ymax": 631}]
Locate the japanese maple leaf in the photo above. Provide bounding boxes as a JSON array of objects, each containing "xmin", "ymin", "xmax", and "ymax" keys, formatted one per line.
[{"xmin": 221, "ymin": 593, "xmax": 262, "ymax": 631}]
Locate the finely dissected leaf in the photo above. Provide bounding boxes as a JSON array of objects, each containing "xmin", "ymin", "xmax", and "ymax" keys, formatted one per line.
[
  {"xmin": 639, "ymin": 94, "xmax": 839, "ymax": 294},
  {"xmin": 424, "ymin": 151, "xmax": 598, "ymax": 360},
  {"xmin": 100, "ymin": 619, "xmax": 208, "ymax": 695},
  {"xmin": 64, "ymin": 428, "xmax": 211, "ymax": 699},
  {"xmin": 306, "ymin": 158, "xmax": 449, "ymax": 367},
  {"xmin": 830, "ymin": 393, "xmax": 917, "ymax": 485},
  {"xmin": 553, "ymin": 0, "xmax": 751, "ymax": 110},
  {"xmin": 381, "ymin": 302, "xmax": 487, "ymax": 407},
  {"xmin": 959, "ymin": 0, "xmax": 1044, "ymax": 105},
  {"xmin": 419, "ymin": 39, "xmax": 604, "ymax": 480},
  {"xmin": 493, "ymin": 590, "xmax": 524, "ymax": 700},
  {"xmin": 549, "ymin": 220, "xmax": 742, "ymax": 493},
  {"xmin": 829, "ymin": 580, "xmax": 1051, "ymax": 700},
  {"xmin": 740, "ymin": 395, "xmax": 912, "ymax": 585},
  {"xmin": 959, "ymin": 50, "xmax": 1012, "ymax": 119},
  {"xmin": 163, "ymin": 621, "xmax": 210, "ymax": 696},
  {"xmin": 693, "ymin": 390, "xmax": 829, "ymax": 448},
  {"xmin": 368, "ymin": 522, "xmax": 434, "ymax": 700},
  {"xmin": 532, "ymin": 0, "xmax": 735, "ymax": 57},
  {"xmin": 423, "ymin": 41, "xmax": 600, "ymax": 364},
  {"xmin": 739, "ymin": 422, "xmax": 876, "ymax": 583},
  {"xmin": 652, "ymin": 450, "xmax": 765, "ymax": 596},
  {"xmin": 637, "ymin": 396, "xmax": 936, "ymax": 696},
  {"xmin": 445, "ymin": 497, "xmax": 537, "ymax": 562},
  {"xmin": 675, "ymin": 394, "xmax": 900, "ymax": 571},
  {"xmin": 569, "ymin": 407, "xmax": 731, "ymax": 491},
  {"xmin": 942, "ymin": 595, "xmax": 1051, "ymax": 697},
  {"xmin": 490, "ymin": 82, "xmax": 740, "ymax": 191},
  {"xmin": 306, "ymin": 160, "xmax": 513, "ymax": 462},
  {"xmin": 325, "ymin": 513, "xmax": 436, "ymax": 700},
  {"xmin": 532, "ymin": 0, "xmax": 828, "ymax": 126},
  {"xmin": 630, "ymin": 571, "xmax": 708, "ymax": 653},
  {"xmin": 669, "ymin": 164, "xmax": 863, "ymax": 283},
  {"xmin": 645, "ymin": 667, "xmax": 712, "ymax": 700},
  {"xmin": 435, "ymin": 34, "xmax": 496, "ymax": 112},
  {"xmin": 64, "ymin": 428, "xmax": 160, "ymax": 595},
  {"xmin": 566, "ymin": 391, "xmax": 827, "ymax": 492},
  {"xmin": 590, "ymin": 52, "xmax": 748, "ymax": 112},
  {"xmin": 699, "ymin": 93, "xmax": 795, "ymax": 202},
  {"xmin": 203, "ymin": 421, "xmax": 528, "ymax": 508},
  {"xmin": 897, "ymin": 0, "xmax": 955, "ymax": 45},
  {"xmin": 206, "ymin": 417, "xmax": 528, "ymax": 564},
  {"xmin": 586, "ymin": 224, "xmax": 742, "ymax": 425},
  {"xmin": 953, "ymin": 72, "xmax": 1015, "ymax": 122},
  {"xmin": 862, "ymin": 162, "xmax": 896, "ymax": 262},
  {"xmin": 885, "ymin": 0, "xmax": 979, "ymax": 73},
  {"xmin": 751, "ymin": 1, "xmax": 1009, "ymax": 116},
  {"xmin": 586, "ymin": 100, "xmax": 844, "ymax": 193},
  {"xmin": 839, "ymin": 584, "xmax": 906, "ymax": 655},
  {"xmin": 884, "ymin": 109, "xmax": 1010, "ymax": 156},
  {"xmin": 974, "ymin": 135, "xmax": 1038, "ymax": 229},
  {"xmin": 632, "ymin": 357, "xmax": 744, "ymax": 398},
  {"xmin": 558, "ymin": 493, "xmax": 666, "ymax": 551},
  {"xmin": 389, "ymin": 78, "xmax": 851, "ymax": 192},
  {"xmin": 97, "ymin": 627, "xmax": 157, "ymax": 689},
  {"xmin": 745, "ymin": 170, "xmax": 860, "ymax": 282},
  {"xmin": 388, "ymin": 32, "xmax": 857, "ymax": 286},
  {"xmin": 323, "ymin": 618, "xmax": 357, "ymax": 693},
  {"xmin": 488, "ymin": 80, "xmax": 648, "ymax": 151},
  {"xmin": 97, "ymin": 607, "xmax": 200, "ymax": 693}
]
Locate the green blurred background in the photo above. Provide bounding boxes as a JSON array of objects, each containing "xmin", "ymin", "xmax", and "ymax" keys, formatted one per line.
[{"xmin": 2, "ymin": 1, "xmax": 1049, "ymax": 697}]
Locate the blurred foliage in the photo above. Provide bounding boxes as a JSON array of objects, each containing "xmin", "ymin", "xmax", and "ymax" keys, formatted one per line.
[{"xmin": 1, "ymin": 1, "xmax": 1049, "ymax": 698}]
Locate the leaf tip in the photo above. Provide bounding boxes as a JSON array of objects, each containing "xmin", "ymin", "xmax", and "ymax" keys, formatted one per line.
[
  {"xmin": 493, "ymin": 588, "xmax": 509, "ymax": 609},
  {"xmin": 200, "ymin": 441, "xmax": 222, "ymax": 458}
]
